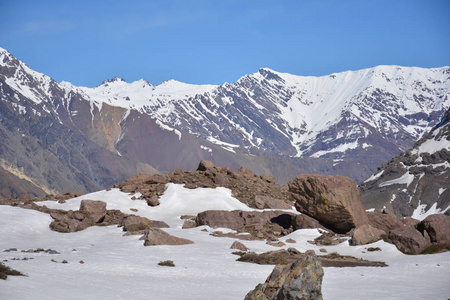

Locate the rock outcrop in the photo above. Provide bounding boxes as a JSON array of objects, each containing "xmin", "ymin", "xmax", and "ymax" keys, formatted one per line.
[
  {"xmin": 244, "ymin": 255, "xmax": 324, "ymax": 300},
  {"xmin": 116, "ymin": 161, "xmax": 293, "ymax": 209},
  {"xmin": 417, "ymin": 214, "xmax": 450, "ymax": 244},
  {"xmin": 289, "ymin": 174, "xmax": 368, "ymax": 233},
  {"xmin": 141, "ymin": 228, "xmax": 194, "ymax": 246},
  {"xmin": 195, "ymin": 210, "xmax": 296, "ymax": 239}
]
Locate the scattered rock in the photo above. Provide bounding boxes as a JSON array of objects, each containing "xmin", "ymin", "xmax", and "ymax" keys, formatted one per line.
[
  {"xmin": 230, "ymin": 241, "xmax": 249, "ymax": 251},
  {"xmin": 310, "ymin": 232, "xmax": 348, "ymax": 246},
  {"xmin": 319, "ymin": 248, "xmax": 327, "ymax": 253},
  {"xmin": 244, "ymin": 255, "xmax": 324, "ymax": 300},
  {"xmin": 182, "ymin": 219, "xmax": 197, "ymax": 229},
  {"xmin": 122, "ymin": 215, "xmax": 153, "ymax": 232},
  {"xmin": 285, "ymin": 239, "xmax": 296, "ymax": 243},
  {"xmin": 142, "ymin": 228, "xmax": 194, "ymax": 246},
  {"xmin": 289, "ymin": 174, "xmax": 369, "ymax": 233},
  {"xmin": 79, "ymin": 200, "xmax": 107, "ymax": 223}
]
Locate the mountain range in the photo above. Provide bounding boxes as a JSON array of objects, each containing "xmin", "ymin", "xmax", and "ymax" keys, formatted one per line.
[{"xmin": 1, "ymin": 46, "xmax": 449, "ymax": 213}]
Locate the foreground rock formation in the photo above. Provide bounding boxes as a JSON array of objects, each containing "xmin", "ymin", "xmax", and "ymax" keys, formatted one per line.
[{"xmin": 244, "ymin": 255, "xmax": 324, "ymax": 300}]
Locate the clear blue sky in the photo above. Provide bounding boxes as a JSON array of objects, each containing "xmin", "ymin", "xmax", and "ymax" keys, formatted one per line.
[{"xmin": 1, "ymin": 0, "xmax": 449, "ymax": 87}]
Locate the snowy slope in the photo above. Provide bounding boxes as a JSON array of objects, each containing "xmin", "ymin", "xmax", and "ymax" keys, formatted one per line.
[
  {"xmin": 360, "ymin": 108, "xmax": 450, "ymax": 218},
  {"xmin": 1, "ymin": 185, "xmax": 450, "ymax": 300}
]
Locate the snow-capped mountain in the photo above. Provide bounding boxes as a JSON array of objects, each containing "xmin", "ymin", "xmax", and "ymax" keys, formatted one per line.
[
  {"xmin": 64, "ymin": 64, "xmax": 450, "ymax": 182},
  {"xmin": 1, "ymin": 45, "xmax": 450, "ymax": 197},
  {"xmin": 360, "ymin": 107, "xmax": 450, "ymax": 218}
]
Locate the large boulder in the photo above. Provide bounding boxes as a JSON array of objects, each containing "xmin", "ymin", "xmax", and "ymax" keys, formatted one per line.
[
  {"xmin": 142, "ymin": 228, "xmax": 194, "ymax": 246},
  {"xmin": 79, "ymin": 200, "xmax": 107, "ymax": 223},
  {"xmin": 366, "ymin": 212, "xmax": 406, "ymax": 233},
  {"xmin": 195, "ymin": 210, "xmax": 295, "ymax": 231},
  {"xmin": 122, "ymin": 215, "xmax": 153, "ymax": 232},
  {"xmin": 289, "ymin": 174, "xmax": 368, "ymax": 233},
  {"xmin": 351, "ymin": 224, "xmax": 385, "ymax": 245},
  {"xmin": 244, "ymin": 255, "xmax": 323, "ymax": 300},
  {"xmin": 388, "ymin": 226, "xmax": 430, "ymax": 254},
  {"xmin": 291, "ymin": 214, "xmax": 327, "ymax": 231},
  {"xmin": 418, "ymin": 214, "xmax": 450, "ymax": 244}
]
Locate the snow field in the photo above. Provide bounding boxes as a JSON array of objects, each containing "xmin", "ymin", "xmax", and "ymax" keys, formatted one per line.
[{"xmin": 1, "ymin": 184, "xmax": 449, "ymax": 299}]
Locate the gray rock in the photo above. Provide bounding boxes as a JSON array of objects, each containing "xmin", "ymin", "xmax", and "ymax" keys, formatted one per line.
[{"xmin": 244, "ymin": 255, "xmax": 323, "ymax": 300}]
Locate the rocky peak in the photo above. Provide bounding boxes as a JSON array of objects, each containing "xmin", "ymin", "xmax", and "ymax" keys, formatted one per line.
[{"xmin": 101, "ymin": 77, "xmax": 126, "ymax": 85}]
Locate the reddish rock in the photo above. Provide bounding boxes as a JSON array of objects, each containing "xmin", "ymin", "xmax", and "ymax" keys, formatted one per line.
[
  {"xmin": 230, "ymin": 241, "xmax": 249, "ymax": 251},
  {"xmin": 292, "ymin": 214, "xmax": 327, "ymax": 231},
  {"xmin": 366, "ymin": 212, "xmax": 406, "ymax": 233},
  {"xmin": 418, "ymin": 214, "xmax": 450, "ymax": 244},
  {"xmin": 182, "ymin": 219, "xmax": 197, "ymax": 229},
  {"xmin": 142, "ymin": 228, "xmax": 194, "ymax": 246},
  {"xmin": 122, "ymin": 215, "xmax": 153, "ymax": 232},
  {"xmin": 388, "ymin": 226, "xmax": 430, "ymax": 254},
  {"xmin": 254, "ymin": 195, "xmax": 293, "ymax": 210},
  {"xmin": 351, "ymin": 224, "xmax": 385, "ymax": 245},
  {"xmin": 79, "ymin": 200, "xmax": 107, "ymax": 223},
  {"xmin": 197, "ymin": 160, "xmax": 216, "ymax": 171},
  {"xmin": 289, "ymin": 174, "xmax": 368, "ymax": 233}
]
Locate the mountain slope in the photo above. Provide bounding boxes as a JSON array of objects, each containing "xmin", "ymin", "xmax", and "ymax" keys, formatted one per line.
[
  {"xmin": 68, "ymin": 65, "xmax": 450, "ymax": 182},
  {"xmin": 360, "ymin": 107, "xmax": 450, "ymax": 218}
]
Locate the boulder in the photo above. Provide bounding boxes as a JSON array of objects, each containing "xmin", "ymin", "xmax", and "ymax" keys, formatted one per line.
[
  {"xmin": 351, "ymin": 224, "xmax": 385, "ymax": 245},
  {"xmin": 79, "ymin": 200, "xmax": 107, "ymax": 223},
  {"xmin": 366, "ymin": 212, "xmax": 406, "ymax": 233},
  {"xmin": 418, "ymin": 214, "xmax": 450, "ymax": 244},
  {"xmin": 289, "ymin": 174, "xmax": 368, "ymax": 233},
  {"xmin": 197, "ymin": 160, "xmax": 216, "ymax": 171},
  {"xmin": 230, "ymin": 241, "xmax": 249, "ymax": 251},
  {"xmin": 142, "ymin": 228, "xmax": 194, "ymax": 246},
  {"xmin": 388, "ymin": 226, "xmax": 430, "ymax": 254},
  {"xmin": 195, "ymin": 210, "xmax": 295, "ymax": 231},
  {"xmin": 122, "ymin": 215, "xmax": 153, "ymax": 232},
  {"xmin": 291, "ymin": 214, "xmax": 326, "ymax": 231},
  {"xmin": 254, "ymin": 195, "xmax": 293, "ymax": 210},
  {"xmin": 244, "ymin": 255, "xmax": 324, "ymax": 300},
  {"xmin": 182, "ymin": 219, "xmax": 197, "ymax": 229}
]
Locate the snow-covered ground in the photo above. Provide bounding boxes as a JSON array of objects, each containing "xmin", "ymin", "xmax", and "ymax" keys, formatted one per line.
[{"xmin": 1, "ymin": 184, "xmax": 449, "ymax": 299}]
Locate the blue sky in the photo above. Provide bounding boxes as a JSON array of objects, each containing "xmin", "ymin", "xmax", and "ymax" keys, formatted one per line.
[{"xmin": 1, "ymin": 0, "xmax": 449, "ymax": 87}]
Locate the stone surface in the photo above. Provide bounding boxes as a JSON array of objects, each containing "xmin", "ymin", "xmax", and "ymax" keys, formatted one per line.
[
  {"xmin": 351, "ymin": 224, "xmax": 385, "ymax": 245},
  {"xmin": 230, "ymin": 241, "xmax": 249, "ymax": 251},
  {"xmin": 418, "ymin": 214, "xmax": 450, "ymax": 244},
  {"xmin": 291, "ymin": 214, "xmax": 327, "ymax": 231},
  {"xmin": 289, "ymin": 174, "xmax": 368, "ymax": 233},
  {"xmin": 79, "ymin": 200, "xmax": 107, "ymax": 223},
  {"xmin": 366, "ymin": 212, "xmax": 406, "ymax": 234},
  {"xmin": 244, "ymin": 255, "xmax": 324, "ymax": 300},
  {"xmin": 122, "ymin": 215, "xmax": 153, "ymax": 232},
  {"xmin": 388, "ymin": 226, "xmax": 430, "ymax": 254},
  {"xmin": 142, "ymin": 228, "xmax": 194, "ymax": 246}
]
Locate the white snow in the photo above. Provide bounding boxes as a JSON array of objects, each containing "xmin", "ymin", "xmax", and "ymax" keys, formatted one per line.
[
  {"xmin": 363, "ymin": 170, "xmax": 384, "ymax": 183},
  {"xmin": 155, "ymin": 120, "xmax": 182, "ymax": 140},
  {"xmin": 411, "ymin": 201, "xmax": 450, "ymax": 221},
  {"xmin": 2, "ymin": 185, "xmax": 450, "ymax": 299},
  {"xmin": 379, "ymin": 172, "xmax": 415, "ymax": 188}
]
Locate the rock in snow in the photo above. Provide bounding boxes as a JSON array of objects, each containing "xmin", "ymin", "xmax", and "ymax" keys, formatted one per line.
[{"xmin": 244, "ymin": 255, "xmax": 324, "ymax": 300}]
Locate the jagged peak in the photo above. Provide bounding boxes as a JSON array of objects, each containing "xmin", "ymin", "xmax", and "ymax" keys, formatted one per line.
[{"xmin": 100, "ymin": 77, "xmax": 126, "ymax": 85}]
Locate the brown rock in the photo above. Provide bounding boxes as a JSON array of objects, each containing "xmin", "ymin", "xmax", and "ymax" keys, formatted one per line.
[
  {"xmin": 254, "ymin": 195, "xmax": 293, "ymax": 210},
  {"xmin": 289, "ymin": 174, "xmax": 368, "ymax": 233},
  {"xmin": 418, "ymin": 214, "xmax": 450, "ymax": 244},
  {"xmin": 142, "ymin": 228, "xmax": 194, "ymax": 246},
  {"xmin": 366, "ymin": 212, "xmax": 406, "ymax": 233},
  {"xmin": 388, "ymin": 226, "xmax": 430, "ymax": 254},
  {"xmin": 230, "ymin": 241, "xmax": 249, "ymax": 251},
  {"xmin": 197, "ymin": 160, "xmax": 216, "ymax": 171},
  {"xmin": 351, "ymin": 224, "xmax": 385, "ymax": 245},
  {"xmin": 122, "ymin": 215, "xmax": 153, "ymax": 232},
  {"xmin": 292, "ymin": 214, "xmax": 327, "ymax": 231},
  {"xmin": 285, "ymin": 239, "xmax": 296, "ymax": 243},
  {"xmin": 79, "ymin": 200, "xmax": 107, "ymax": 223},
  {"xmin": 182, "ymin": 219, "xmax": 197, "ymax": 229},
  {"xmin": 146, "ymin": 195, "xmax": 160, "ymax": 207},
  {"xmin": 151, "ymin": 220, "xmax": 170, "ymax": 228}
]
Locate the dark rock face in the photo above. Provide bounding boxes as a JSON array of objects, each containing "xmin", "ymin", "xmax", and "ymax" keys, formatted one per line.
[
  {"xmin": 417, "ymin": 214, "xmax": 450, "ymax": 244},
  {"xmin": 360, "ymin": 107, "xmax": 450, "ymax": 218},
  {"xmin": 142, "ymin": 228, "xmax": 194, "ymax": 246},
  {"xmin": 289, "ymin": 174, "xmax": 368, "ymax": 233},
  {"xmin": 351, "ymin": 224, "xmax": 385, "ymax": 245},
  {"xmin": 244, "ymin": 255, "xmax": 324, "ymax": 300}
]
